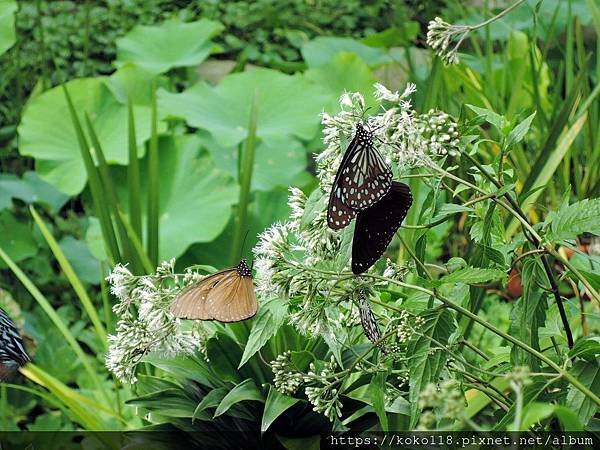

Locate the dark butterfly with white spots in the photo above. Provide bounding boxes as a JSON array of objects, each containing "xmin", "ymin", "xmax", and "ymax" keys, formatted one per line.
[
  {"xmin": 357, "ymin": 289, "xmax": 386, "ymax": 353},
  {"xmin": 0, "ymin": 308, "xmax": 29, "ymax": 381},
  {"xmin": 352, "ymin": 181, "xmax": 413, "ymax": 274},
  {"xmin": 327, "ymin": 123, "xmax": 392, "ymax": 230},
  {"xmin": 170, "ymin": 259, "xmax": 258, "ymax": 323}
]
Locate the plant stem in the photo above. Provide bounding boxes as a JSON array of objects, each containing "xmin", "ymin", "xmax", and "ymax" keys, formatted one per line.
[
  {"xmin": 147, "ymin": 84, "xmax": 159, "ymax": 267},
  {"xmin": 230, "ymin": 91, "xmax": 259, "ymax": 264}
]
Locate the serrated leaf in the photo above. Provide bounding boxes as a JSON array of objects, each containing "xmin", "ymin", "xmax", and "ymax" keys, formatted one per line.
[
  {"xmin": 261, "ymin": 386, "xmax": 299, "ymax": 432},
  {"xmin": 369, "ymin": 372, "xmax": 388, "ymax": 431},
  {"xmin": 466, "ymin": 104, "xmax": 507, "ymax": 132},
  {"xmin": 569, "ymin": 336, "xmax": 600, "ymax": 362},
  {"xmin": 440, "ymin": 266, "xmax": 507, "ymax": 285},
  {"xmin": 547, "ymin": 198, "xmax": 600, "ymax": 242},
  {"xmin": 509, "ymin": 259, "xmax": 548, "ymax": 369},
  {"xmin": 214, "ymin": 379, "xmax": 263, "ymax": 417},
  {"xmin": 408, "ymin": 309, "xmax": 456, "ymax": 427},
  {"xmin": 506, "ymin": 111, "xmax": 536, "ymax": 147},
  {"xmin": 566, "ymin": 361, "xmax": 600, "ymax": 425},
  {"xmin": 239, "ymin": 298, "xmax": 288, "ymax": 368}
]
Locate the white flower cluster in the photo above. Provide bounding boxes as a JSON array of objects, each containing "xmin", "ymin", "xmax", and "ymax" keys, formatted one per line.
[
  {"xmin": 426, "ymin": 17, "xmax": 470, "ymax": 65},
  {"xmin": 105, "ymin": 260, "xmax": 204, "ymax": 383},
  {"xmin": 253, "ymin": 83, "xmax": 458, "ymax": 342},
  {"xmin": 304, "ymin": 356, "xmax": 343, "ymax": 422},
  {"xmin": 418, "ymin": 379, "xmax": 465, "ymax": 429}
]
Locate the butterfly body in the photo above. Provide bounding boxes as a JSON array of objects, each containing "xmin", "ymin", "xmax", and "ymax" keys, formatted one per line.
[
  {"xmin": 0, "ymin": 308, "xmax": 29, "ymax": 381},
  {"xmin": 352, "ymin": 181, "xmax": 413, "ymax": 274},
  {"xmin": 170, "ymin": 259, "xmax": 257, "ymax": 323},
  {"xmin": 357, "ymin": 289, "xmax": 386, "ymax": 353},
  {"xmin": 327, "ymin": 123, "xmax": 392, "ymax": 230}
]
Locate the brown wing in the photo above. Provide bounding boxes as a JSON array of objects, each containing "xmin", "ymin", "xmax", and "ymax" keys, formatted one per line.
[
  {"xmin": 205, "ymin": 272, "xmax": 258, "ymax": 323},
  {"xmin": 169, "ymin": 270, "xmax": 233, "ymax": 320}
]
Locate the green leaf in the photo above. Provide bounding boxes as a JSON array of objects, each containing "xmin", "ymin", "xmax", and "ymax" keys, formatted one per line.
[
  {"xmin": 304, "ymin": 52, "xmax": 377, "ymax": 111},
  {"xmin": 0, "ymin": 0, "xmax": 17, "ymax": 56},
  {"xmin": 566, "ymin": 360, "xmax": 600, "ymax": 425},
  {"xmin": 520, "ymin": 402, "xmax": 555, "ymax": 430},
  {"xmin": 361, "ymin": 25, "xmax": 419, "ymax": 47},
  {"xmin": 18, "ymin": 78, "xmax": 154, "ymax": 195},
  {"xmin": 158, "ymin": 68, "xmax": 328, "ymax": 148},
  {"xmin": 547, "ymin": 198, "xmax": 600, "ymax": 242},
  {"xmin": 509, "ymin": 259, "xmax": 548, "ymax": 370},
  {"xmin": 214, "ymin": 379, "xmax": 263, "ymax": 417},
  {"xmin": 569, "ymin": 336, "xmax": 600, "ymax": 362},
  {"xmin": 200, "ymin": 132, "xmax": 307, "ymax": 192},
  {"xmin": 261, "ymin": 386, "xmax": 299, "ymax": 432},
  {"xmin": 239, "ymin": 298, "xmax": 288, "ymax": 368},
  {"xmin": 192, "ymin": 388, "xmax": 229, "ymax": 422},
  {"xmin": 116, "ymin": 19, "xmax": 223, "ymax": 74},
  {"xmin": 301, "ymin": 37, "xmax": 391, "ymax": 68},
  {"xmin": 466, "ymin": 104, "xmax": 507, "ymax": 132},
  {"xmin": 407, "ymin": 309, "xmax": 456, "ymax": 427},
  {"xmin": 114, "ymin": 135, "xmax": 239, "ymax": 261},
  {"xmin": 368, "ymin": 372, "xmax": 388, "ymax": 431},
  {"xmin": 439, "ymin": 266, "xmax": 507, "ymax": 285},
  {"xmin": 506, "ymin": 111, "xmax": 536, "ymax": 147},
  {"xmin": 0, "ymin": 171, "xmax": 68, "ymax": 212},
  {"xmin": 58, "ymin": 236, "xmax": 101, "ymax": 284},
  {"xmin": 0, "ymin": 211, "xmax": 37, "ymax": 268}
]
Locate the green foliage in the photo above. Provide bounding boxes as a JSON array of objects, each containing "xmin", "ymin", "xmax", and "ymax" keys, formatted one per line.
[
  {"xmin": 116, "ymin": 19, "xmax": 223, "ymax": 74},
  {"xmin": 0, "ymin": 0, "xmax": 17, "ymax": 56}
]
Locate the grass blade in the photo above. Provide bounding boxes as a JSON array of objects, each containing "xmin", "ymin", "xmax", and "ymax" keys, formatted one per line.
[
  {"xmin": 62, "ymin": 85, "xmax": 120, "ymax": 265},
  {"xmin": 230, "ymin": 91, "xmax": 259, "ymax": 264},
  {"xmin": 147, "ymin": 83, "xmax": 159, "ymax": 267},
  {"xmin": 29, "ymin": 205, "xmax": 107, "ymax": 346},
  {"xmin": 0, "ymin": 245, "xmax": 110, "ymax": 404},
  {"xmin": 118, "ymin": 210, "xmax": 154, "ymax": 274},
  {"xmin": 84, "ymin": 112, "xmax": 139, "ymax": 272},
  {"xmin": 128, "ymin": 99, "xmax": 143, "ymax": 240}
]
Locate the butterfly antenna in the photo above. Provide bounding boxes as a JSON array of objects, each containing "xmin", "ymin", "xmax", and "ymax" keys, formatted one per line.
[{"xmin": 240, "ymin": 229, "xmax": 250, "ymax": 261}]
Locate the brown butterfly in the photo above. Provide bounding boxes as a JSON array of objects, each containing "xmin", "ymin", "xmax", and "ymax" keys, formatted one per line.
[{"xmin": 170, "ymin": 259, "xmax": 258, "ymax": 323}]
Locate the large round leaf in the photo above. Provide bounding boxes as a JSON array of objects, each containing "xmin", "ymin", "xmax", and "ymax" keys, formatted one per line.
[
  {"xmin": 305, "ymin": 52, "xmax": 378, "ymax": 112},
  {"xmin": 0, "ymin": 0, "xmax": 17, "ymax": 56},
  {"xmin": 199, "ymin": 131, "xmax": 307, "ymax": 192},
  {"xmin": 0, "ymin": 211, "xmax": 37, "ymax": 268},
  {"xmin": 116, "ymin": 19, "xmax": 224, "ymax": 74},
  {"xmin": 301, "ymin": 37, "xmax": 392, "ymax": 68},
  {"xmin": 18, "ymin": 78, "xmax": 154, "ymax": 195},
  {"xmin": 111, "ymin": 135, "xmax": 239, "ymax": 262},
  {"xmin": 158, "ymin": 68, "xmax": 329, "ymax": 148},
  {"xmin": 0, "ymin": 171, "xmax": 68, "ymax": 212}
]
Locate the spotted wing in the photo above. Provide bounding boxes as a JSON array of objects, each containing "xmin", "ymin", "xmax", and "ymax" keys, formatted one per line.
[
  {"xmin": 170, "ymin": 270, "xmax": 233, "ymax": 320},
  {"xmin": 357, "ymin": 289, "xmax": 382, "ymax": 345},
  {"xmin": 352, "ymin": 182, "xmax": 413, "ymax": 274},
  {"xmin": 0, "ymin": 308, "xmax": 29, "ymax": 380},
  {"xmin": 327, "ymin": 125, "xmax": 392, "ymax": 230}
]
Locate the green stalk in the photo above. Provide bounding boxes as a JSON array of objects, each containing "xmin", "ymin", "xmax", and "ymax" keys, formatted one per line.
[
  {"xmin": 118, "ymin": 210, "xmax": 155, "ymax": 274},
  {"xmin": 128, "ymin": 99, "xmax": 143, "ymax": 241},
  {"xmin": 0, "ymin": 247, "xmax": 110, "ymax": 405},
  {"xmin": 147, "ymin": 84, "xmax": 160, "ymax": 267},
  {"xmin": 62, "ymin": 86, "xmax": 120, "ymax": 265},
  {"xmin": 367, "ymin": 274, "xmax": 600, "ymax": 407},
  {"xmin": 230, "ymin": 92, "xmax": 259, "ymax": 265},
  {"xmin": 84, "ymin": 113, "xmax": 138, "ymax": 273},
  {"xmin": 30, "ymin": 206, "xmax": 107, "ymax": 347}
]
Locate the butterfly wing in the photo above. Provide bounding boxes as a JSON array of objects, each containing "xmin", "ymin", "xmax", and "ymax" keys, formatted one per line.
[
  {"xmin": 205, "ymin": 272, "xmax": 258, "ymax": 323},
  {"xmin": 352, "ymin": 182, "xmax": 413, "ymax": 274},
  {"xmin": 0, "ymin": 308, "xmax": 29, "ymax": 380},
  {"xmin": 170, "ymin": 270, "xmax": 233, "ymax": 320},
  {"xmin": 357, "ymin": 289, "xmax": 383, "ymax": 345},
  {"xmin": 327, "ymin": 125, "xmax": 392, "ymax": 230}
]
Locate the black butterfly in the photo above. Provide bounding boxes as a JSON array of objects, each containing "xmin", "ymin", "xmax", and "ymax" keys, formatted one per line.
[
  {"xmin": 352, "ymin": 181, "xmax": 413, "ymax": 274},
  {"xmin": 327, "ymin": 123, "xmax": 392, "ymax": 230},
  {"xmin": 0, "ymin": 308, "xmax": 29, "ymax": 381},
  {"xmin": 357, "ymin": 289, "xmax": 386, "ymax": 352}
]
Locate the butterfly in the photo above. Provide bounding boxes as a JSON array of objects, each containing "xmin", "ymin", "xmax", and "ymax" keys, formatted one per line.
[
  {"xmin": 170, "ymin": 259, "xmax": 258, "ymax": 323},
  {"xmin": 357, "ymin": 289, "xmax": 386, "ymax": 352},
  {"xmin": 0, "ymin": 308, "xmax": 30, "ymax": 381},
  {"xmin": 327, "ymin": 123, "xmax": 393, "ymax": 230},
  {"xmin": 352, "ymin": 181, "xmax": 413, "ymax": 274}
]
